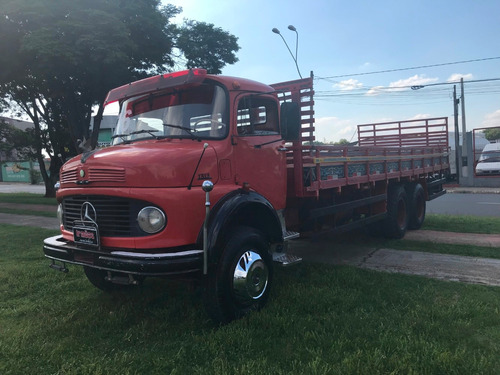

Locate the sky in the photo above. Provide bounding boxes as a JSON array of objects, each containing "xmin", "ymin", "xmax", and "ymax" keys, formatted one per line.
[{"xmin": 166, "ymin": 0, "xmax": 500, "ymax": 143}]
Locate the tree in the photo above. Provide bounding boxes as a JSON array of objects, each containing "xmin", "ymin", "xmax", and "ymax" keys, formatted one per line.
[
  {"xmin": 484, "ymin": 127, "xmax": 500, "ymax": 141},
  {"xmin": 334, "ymin": 138, "xmax": 351, "ymax": 145},
  {"xmin": 0, "ymin": 0, "xmax": 240, "ymax": 196},
  {"xmin": 176, "ymin": 20, "xmax": 239, "ymax": 74},
  {"xmin": 0, "ymin": 119, "xmax": 35, "ymax": 160}
]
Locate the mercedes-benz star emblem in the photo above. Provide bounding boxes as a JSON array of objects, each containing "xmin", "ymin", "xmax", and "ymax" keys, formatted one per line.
[{"xmin": 80, "ymin": 202, "xmax": 97, "ymax": 224}]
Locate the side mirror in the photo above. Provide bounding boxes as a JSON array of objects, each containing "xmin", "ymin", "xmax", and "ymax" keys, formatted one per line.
[{"xmin": 280, "ymin": 102, "xmax": 301, "ymax": 141}]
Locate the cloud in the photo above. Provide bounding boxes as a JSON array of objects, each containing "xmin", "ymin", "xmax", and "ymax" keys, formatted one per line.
[
  {"xmin": 333, "ymin": 79, "xmax": 363, "ymax": 91},
  {"xmin": 447, "ymin": 73, "xmax": 473, "ymax": 82},
  {"xmin": 366, "ymin": 85, "xmax": 385, "ymax": 96},
  {"xmin": 388, "ymin": 74, "xmax": 439, "ymax": 89},
  {"xmin": 481, "ymin": 109, "xmax": 500, "ymax": 128},
  {"xmin": 315, "ymin": 116, "xmax": 356, "ymax": 143},
  {"xmin": 408, "ymin": 114, "xmax": 432, "ymax": 120},
  {"xmin": 366, "ymin": 74, "xmax": 439, "ymax": 96}
]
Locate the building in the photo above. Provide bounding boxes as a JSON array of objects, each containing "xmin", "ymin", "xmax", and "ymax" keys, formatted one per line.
[{"xmin": 0, "ymin": 116, "xmax": 39, "ymax": 183}]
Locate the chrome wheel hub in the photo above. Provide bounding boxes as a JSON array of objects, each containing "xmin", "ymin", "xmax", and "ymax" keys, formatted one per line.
[{"xmin": 232, "ymin": 251, "xmax": 269, "ymax": 305}]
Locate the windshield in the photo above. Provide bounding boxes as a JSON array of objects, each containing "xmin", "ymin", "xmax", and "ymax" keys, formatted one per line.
[
  {"xmin": 479, "ymin": 150, "xmax": 500, "ymax": 162},
  {"xmin": 112, "ymin": 83, "xmax": 227, "ymax": 145}
]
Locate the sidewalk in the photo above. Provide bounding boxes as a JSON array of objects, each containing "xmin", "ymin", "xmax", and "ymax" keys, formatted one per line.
[
  {"xmin": 445, "ymin": 186, "xmax": 500, "ymax": 194},
  {"xmin": 0, "ymin": 212, "xmax": 59, "ymax": 230},
  {"xmin": 288, "ymin": 230, "xmax": 500, "ymax": 287},
  {"xmin": 0, "ymin": 202, "xmax": 58, "ymax": 229},
  {"xmin": 0, "ymin": 182, "xmax": 46, "ymax": 194}
]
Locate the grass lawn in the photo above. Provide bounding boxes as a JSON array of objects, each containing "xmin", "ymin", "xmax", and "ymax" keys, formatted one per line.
[
  {"xmin": 0, "ymin": 207, "xmax": 57, "ymax": 217},
  {"xmin": 0, "ymin": 192, "xmax": 57, "ymax": 206},
  {"xmin": 424, "ymin": 214, "xmax": 500, "ymax": 234},
  {"xmin": 2, "ymin": 224, "xmax": 500, "ymax": 374}
]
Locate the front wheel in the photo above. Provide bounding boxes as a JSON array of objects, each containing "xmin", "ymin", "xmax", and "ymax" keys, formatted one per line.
[{"xmin": 204, "ymin": 226, "xmax": 273, "ymax": 324}]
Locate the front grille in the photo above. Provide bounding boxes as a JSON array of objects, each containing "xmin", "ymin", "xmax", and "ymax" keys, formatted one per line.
[
  {"xmin": 62, "ymin": 195, "xmax": 154, "ymax": 237},
  {"xmin": 88, "ymin": 167, "xmax": 126, "ymax": 182},
  {"xmin": 60, "ymin": 167, "xmax": 126, "ymax": 185},
  {"xmin": 60, "ymin": 168, "xmax": 78, "ymax": 184}
]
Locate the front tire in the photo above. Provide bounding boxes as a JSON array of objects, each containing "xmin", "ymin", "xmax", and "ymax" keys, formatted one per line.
[{"xmin": 204, "ymin": 226, "xmax": 273, "ymax": 324}]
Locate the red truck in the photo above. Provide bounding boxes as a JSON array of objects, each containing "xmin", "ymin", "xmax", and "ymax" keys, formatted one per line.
[{"xmin": 43, "ymin": 68, "xmax": 449, "ymax": 323}]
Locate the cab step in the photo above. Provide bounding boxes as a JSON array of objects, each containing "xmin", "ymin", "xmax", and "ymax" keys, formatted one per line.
[
  {"xmin": 283, "ymin": 230, "xmax": 300, "ymax": 241},
  {"xmin": 273, "ymin": 253, "xmax": 302, "ymax": 267},
  {"xmin": 49, "ymin": 260, "xmax": 69, "ymax": 273},
  {"xmin": 105, "ymin": 272, "xmax": 139, "ymax": 285}
]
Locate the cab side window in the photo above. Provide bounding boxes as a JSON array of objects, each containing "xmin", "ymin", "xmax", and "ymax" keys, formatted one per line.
[{"xmin": 237, "ymin": 97, "xmax": 279, "ymax": 136}]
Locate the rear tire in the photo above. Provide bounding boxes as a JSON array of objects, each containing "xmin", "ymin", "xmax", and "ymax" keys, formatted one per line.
[
  {"xmin": 407, "ymin": 183, "xmax": 426, "ymax": 230},
  {"xmin": 204, "ymin": 226, "xmax": 273, "ymax": 324},
  {"xmin": 383, "ymin": 185, "xmax": 409, "ymax": 239}
]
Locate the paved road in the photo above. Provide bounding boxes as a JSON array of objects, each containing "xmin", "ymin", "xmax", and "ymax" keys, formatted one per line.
[
  {"xmin": 427, "ymin": 193, "xmax": 500, "ymax": 217},
  {"xmin": 0, "ymin": 183, "xmax": 46, "ymax": 194}
]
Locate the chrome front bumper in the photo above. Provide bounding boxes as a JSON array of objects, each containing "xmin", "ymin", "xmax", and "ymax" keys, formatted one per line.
[{"xmin": 43, "ymin": 235, "xmax": 203, "ymax": 277}]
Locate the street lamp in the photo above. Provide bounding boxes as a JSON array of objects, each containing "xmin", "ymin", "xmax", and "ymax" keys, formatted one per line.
[
  {"xmin": 272, "ymin": 25, "xmax": 303, "ymax": 79},
  {"xmin": 287, "ymin": 25, "xmax": 299, "ymax": 67}
]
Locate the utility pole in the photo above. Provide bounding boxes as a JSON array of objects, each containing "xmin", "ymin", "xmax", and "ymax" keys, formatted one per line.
[
  {"xmin": 453, "ymin": 85, "xmax": 460, "ymax": 184},
  {"xmin": 460, "ymin": 78, "xmax": 468, "ymax": 178}
]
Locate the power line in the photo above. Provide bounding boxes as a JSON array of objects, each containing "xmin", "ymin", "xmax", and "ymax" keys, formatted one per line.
[
  {"xmin": 315, "ymin": 77, "xmax": 500, "ymax": 96},
  {"xmin": 316, "ymin": 57, "xmax": 500, "ymax": 80},
  {"xmin": 313, "ymin": 78, "xmax": 500, "ymax": 106}
]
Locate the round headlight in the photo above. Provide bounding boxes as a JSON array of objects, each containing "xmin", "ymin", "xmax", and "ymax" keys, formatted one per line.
[
  {"xmin": 57, "ymin": 204, "xmax": 64, "ymax": 227},
  {"xmin": 137, "ymin": 206, "xmax": 166, "ymax": 234}
]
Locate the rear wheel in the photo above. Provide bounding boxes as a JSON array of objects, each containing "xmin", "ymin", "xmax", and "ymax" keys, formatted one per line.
[
  {"xmin": 204, "ymin": 226, "xmax": 273, "ymax": 324},
  {"xmin": 407, "ymin": 183, "xmax": 426, "ymax": 230},
  {"xmin": 383, "ymin": 185, "xmax": 409, "ymax": 239}
]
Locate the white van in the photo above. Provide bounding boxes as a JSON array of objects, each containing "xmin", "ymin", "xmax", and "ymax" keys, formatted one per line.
[
  {"xmin": 475, "ymin": 142, "xmax": 500, "ymax": 176},
  {"xmin": 448, "ymin": 132, "xmax": 489, "ymax": 179}
]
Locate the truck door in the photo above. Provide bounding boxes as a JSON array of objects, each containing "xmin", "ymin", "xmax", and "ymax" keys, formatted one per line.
[{"xmin": 232, "ymin": 95, "xmax": 287, "ymax": 209}]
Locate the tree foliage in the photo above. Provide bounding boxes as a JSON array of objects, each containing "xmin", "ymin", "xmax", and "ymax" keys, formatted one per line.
[
  {"xmin": 0, "ymin": 0, "xmax": 240, "ymax": 196},
  {"xmin": 483, "ymin": 127, "xmax": 500, "ymax": 141},
  {"xmin": 177, "ymin": 20, "xmax": 239, "ymax": 74},
  {"xmin": 0, "ymin": 119, "xmax": 35, "ymax": 160}
]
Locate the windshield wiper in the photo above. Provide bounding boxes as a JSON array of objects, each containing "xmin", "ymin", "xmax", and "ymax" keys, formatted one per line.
[
  {"xmin": 111, "ymin": 129, "xmax": 160, "ymax": 143},
  {"xmin": 163, "ymin": 123, "xmax": 200, "ymax": 139},
  {"xmin": 110, "ymin": 133, "xmax": 131, "ymax": 143},
  {"xmin": 129, "ymin": 129, "xmax": 160, "ymax": 139}
]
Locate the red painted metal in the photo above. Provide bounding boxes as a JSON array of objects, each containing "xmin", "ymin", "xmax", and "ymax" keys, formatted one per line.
[
  {"xmin": 270, "ymin": 77, "xmax": 449, "ymax": 197},
  {"xmin": 105, "ymin": 68, "xmax": 208, "ymax": 105},
  {"xmin": 357, "ymin": 117, "xmax": 449, "ymax": 148}
]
